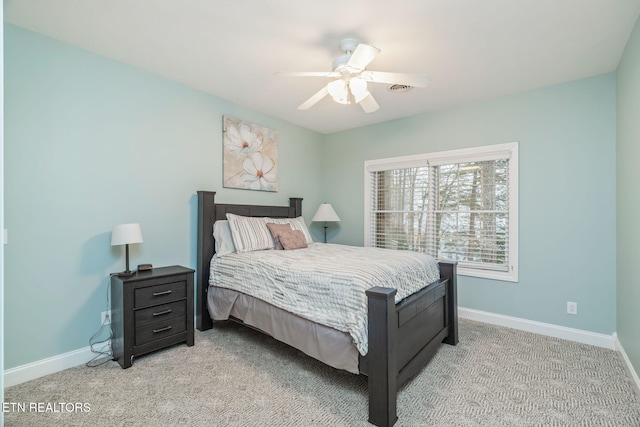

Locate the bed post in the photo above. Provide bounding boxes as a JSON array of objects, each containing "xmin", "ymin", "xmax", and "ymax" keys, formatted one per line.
[
  {"xmin": 197, "ymin": 191, "xmax": 216, "ymax": 331},
  {"xmin": 289, "ymin": 197, "xmax": 303, "ymax": 217},
  {"xmin": 438, "ymin": 261, "xmax": 458, "ymax": 345},
  {"xmin": 366, "ymin": 287, "xmax": 398, "ymax": 427}
]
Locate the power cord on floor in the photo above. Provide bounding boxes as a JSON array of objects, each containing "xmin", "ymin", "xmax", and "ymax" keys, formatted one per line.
[{"xmin": 86, "ymin": 274, "xmax": 115, "ymax": 368}]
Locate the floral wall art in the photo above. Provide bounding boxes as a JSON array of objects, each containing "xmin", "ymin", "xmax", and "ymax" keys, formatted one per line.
[{"xmin": 223, "ymin": 116, "xmax": 278, "ymax": 192}]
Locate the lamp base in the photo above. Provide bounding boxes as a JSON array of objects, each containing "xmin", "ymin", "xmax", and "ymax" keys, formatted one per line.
[
  {"xmin": 117, "ymin": 270, "xmax": 135, "ymax": 277},
  {"xmin": 118, "ymin": 244, "xmax": 135, "ymax": 277}
]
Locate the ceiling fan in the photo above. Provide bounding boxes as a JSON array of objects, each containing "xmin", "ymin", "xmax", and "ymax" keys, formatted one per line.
[{"xmin": 276, "ymin": 39, "xmax": 429, "ymax": 113}]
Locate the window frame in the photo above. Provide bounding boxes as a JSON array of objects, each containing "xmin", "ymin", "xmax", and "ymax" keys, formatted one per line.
[{"xmin": 364, "ymin": 142, "xmax": 519, "ymax": 282}]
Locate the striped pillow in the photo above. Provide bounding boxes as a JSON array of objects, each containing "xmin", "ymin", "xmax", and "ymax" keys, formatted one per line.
[{"xmin": 226, "ymin": 213, "xmax": 273, "ymax": 253}]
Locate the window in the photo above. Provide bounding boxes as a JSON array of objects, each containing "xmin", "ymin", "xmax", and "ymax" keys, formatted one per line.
[{"xmin": 364, "ymin": 143, "xmax": 518, "ymax": 282}]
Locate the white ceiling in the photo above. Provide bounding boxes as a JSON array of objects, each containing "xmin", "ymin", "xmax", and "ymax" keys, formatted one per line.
[{"xmin": 5, "ymin": 0, "xmax": 640, "ymax": 134}]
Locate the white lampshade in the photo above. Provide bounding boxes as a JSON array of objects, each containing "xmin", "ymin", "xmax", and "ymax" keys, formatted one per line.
[
  {"xmin": 349, "ymin": 78, "xmax": 370, "ymax": 103},
  {"xmin": 312, "ymin": 204, "xmax": 341, "ymax": 222},
  {"xmin": 327, "ymin": 80, "xmax": 349, "ymax": 105},
  {"xmin": 111, "ymin": 223, "xmax": 144, "ymax": 246}
]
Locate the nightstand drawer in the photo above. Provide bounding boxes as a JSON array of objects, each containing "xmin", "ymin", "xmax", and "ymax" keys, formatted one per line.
[
  {"xmin": 135, "ymin": 300, "xmax": 186, "ymax": 328},
  {"xmin": 135, "ymin": 316, "xmax": 186, "ymax": 346},
  {"xmin": 134, "ymin": 281, "xmax": 186, "ymax": 308}
]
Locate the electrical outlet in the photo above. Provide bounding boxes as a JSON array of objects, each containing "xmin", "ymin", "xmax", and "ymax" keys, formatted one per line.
[
  {"xmin": 566, "ymin": 301, "xmax": 577, "ymax": 315},
  {"xmin": 101, "ymin": 310, "xmax": 111, "ymax": 325}
]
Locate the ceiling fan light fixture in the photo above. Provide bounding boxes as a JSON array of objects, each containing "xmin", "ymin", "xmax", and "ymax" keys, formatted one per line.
[
  {"xmin": 280, "ymin": 39, "xmax": 426, "ymax": 113},
  {"xmin": 349, "ymin": 78, "xmax": 370, "ymax": 103},
  {"xmin": 327, "ymin": 79, "xmax": 349, "ymax": 104}
]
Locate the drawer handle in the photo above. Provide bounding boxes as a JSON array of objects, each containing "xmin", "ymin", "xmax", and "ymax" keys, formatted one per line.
[
  {"xmin": 153, "ymin": 325, "xmax": 172, "ymax": 334},
  {"xmin": 152, "ymin": 290, "xmax": 172, "ymax": 297},
  {"xmin": 152, "ymin": 309, "xmax": 172, "ymax": 317}
]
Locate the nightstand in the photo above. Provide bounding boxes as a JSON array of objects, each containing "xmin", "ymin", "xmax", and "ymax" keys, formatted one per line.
[{"xmin": 110, "ymin": 265, "xmax": 195, "ymax": 368}]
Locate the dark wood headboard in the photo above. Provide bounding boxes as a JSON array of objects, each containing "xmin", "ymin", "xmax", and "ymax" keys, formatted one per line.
[{"xmin": 196, "ymin": 191, "xmax": 303, "ymax": 331}]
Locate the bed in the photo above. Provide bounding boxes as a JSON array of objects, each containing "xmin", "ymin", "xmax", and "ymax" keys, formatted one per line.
[{"xmin": 196, "ymin": 191, "xmax": 458, "ymax": 427}]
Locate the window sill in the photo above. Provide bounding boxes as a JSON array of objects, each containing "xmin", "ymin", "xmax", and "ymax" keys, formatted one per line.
[{"xmin": 456, "ymin": 265, "xmax": 518, "ymax": 283}]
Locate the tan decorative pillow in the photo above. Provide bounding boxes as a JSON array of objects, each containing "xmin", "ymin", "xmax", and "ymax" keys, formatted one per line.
[
  {"xmin": 266, "ymin": 223, "xmax": 293, "ymax": 250},
  {"xmin": 264, "ymin": 216, "xmax": 314, "ymax": 244},
  {"xmin": 278, "ymin": 229, "xmax": 308, "ymax": 250}
]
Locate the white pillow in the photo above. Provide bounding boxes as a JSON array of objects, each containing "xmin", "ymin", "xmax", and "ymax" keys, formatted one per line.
[
  {"xmin": 213, "ymin": 220, "xmax": 237, "ymax": 256},
  {"xmin": 226, "ymin": 213, "xmax": 274, "ymax": 253},
  {"xmin": 265, "ymin": 216, "xmax": 313, "ymax": 244}
]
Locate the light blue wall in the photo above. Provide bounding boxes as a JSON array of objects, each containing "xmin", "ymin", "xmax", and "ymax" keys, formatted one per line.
[
  {"xmin": 3, "ymin": 24, "xmax": 324, "ymax": 369},
  {"xmin": 322, "ymin": 74, "xmax": 617, "ymax": 334},
  {"xmin": 616, "ymin": 16, "xmax": 640, "ymax": 375},
  {"xmin": 3, "ymin": 21, "xmax": 624, "ymax": 371}
]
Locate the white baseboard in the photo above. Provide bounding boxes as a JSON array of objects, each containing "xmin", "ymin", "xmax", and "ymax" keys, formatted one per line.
[
  {"xmin": 614, "ymin": 333, "xmax": 640, "ymax": 398},
  {"xmin": 458, "ymin": 307, "xmax": 616, "ymax": 350},
  {"xmin": 4, "ymin": 343, "xmax": 109, "ymax": 388},
  {"xmin": 459, "ymin": 308, "xmax": 640, "ymax": 394}
]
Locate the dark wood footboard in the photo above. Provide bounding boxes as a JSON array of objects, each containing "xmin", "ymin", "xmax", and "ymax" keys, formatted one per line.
[{"xmin": 364, "ymin": 261, "xmax": 458, "ymax": 427}]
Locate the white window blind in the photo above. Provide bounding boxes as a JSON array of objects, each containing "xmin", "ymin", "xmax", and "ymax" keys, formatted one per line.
[
  {"xmin": 365, "ymin": 143, "xmax": 518, "ymax": 282},
  {"xmin": 430, "ymin": 159, "xmax": 510, "ymax": 271},
  {"xmin": 370, "ymin": 166, "xmax": 431, "ymax": 252}
]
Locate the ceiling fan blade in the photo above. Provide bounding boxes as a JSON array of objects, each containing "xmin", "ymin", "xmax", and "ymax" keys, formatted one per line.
[
  {"xmin": 347, "ymin": 43, "xmax": 381, "ymax": 71},
  {"xmin": 364, "ymin": 71, "xmax": 429, "ymax": 88},
  {"xmin": 275, "ymin": 71, "xmax": 340, "ymax": 78},
  {"xmin": 298, "ymin": 86, "xmax": 329, "ymax": 110},
  {"xmin": 359, "ymin": 93, "xmax": 380, "ymax": 113}
]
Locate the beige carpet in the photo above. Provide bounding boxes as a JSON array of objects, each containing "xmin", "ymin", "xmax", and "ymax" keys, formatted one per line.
[{"xmin": 5, "ymin": 319, "xmax": 640, "ymax": 426}]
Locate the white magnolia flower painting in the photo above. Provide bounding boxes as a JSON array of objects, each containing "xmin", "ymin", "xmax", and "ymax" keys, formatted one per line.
[{"xmin": 223, "ymin": 116, "xmax": 278, "ymax": 192}]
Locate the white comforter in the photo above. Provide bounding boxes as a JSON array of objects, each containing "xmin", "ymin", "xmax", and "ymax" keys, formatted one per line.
[{"xmin": 209, "ymin": 243, "xmax": 440, "ymax": 355}]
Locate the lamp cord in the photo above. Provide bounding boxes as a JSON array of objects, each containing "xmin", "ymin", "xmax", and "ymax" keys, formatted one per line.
[{"xmin": 86, "ymin": 274, "xmax": 115, "ymax": 367}]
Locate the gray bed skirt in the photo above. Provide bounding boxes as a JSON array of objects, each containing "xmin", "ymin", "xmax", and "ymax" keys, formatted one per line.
[{"xmin": 208, "ymin": 286, "xmax": 360, "ymax": 374}]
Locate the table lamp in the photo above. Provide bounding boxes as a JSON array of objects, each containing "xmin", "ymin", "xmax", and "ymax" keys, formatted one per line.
[
  {"xmin": 312, "ymin": 203, "xmax": 341, "ymax": 243},
  {"xmin": 111, "ymin": 223, "xmax": 143, "ymax": 277}
]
